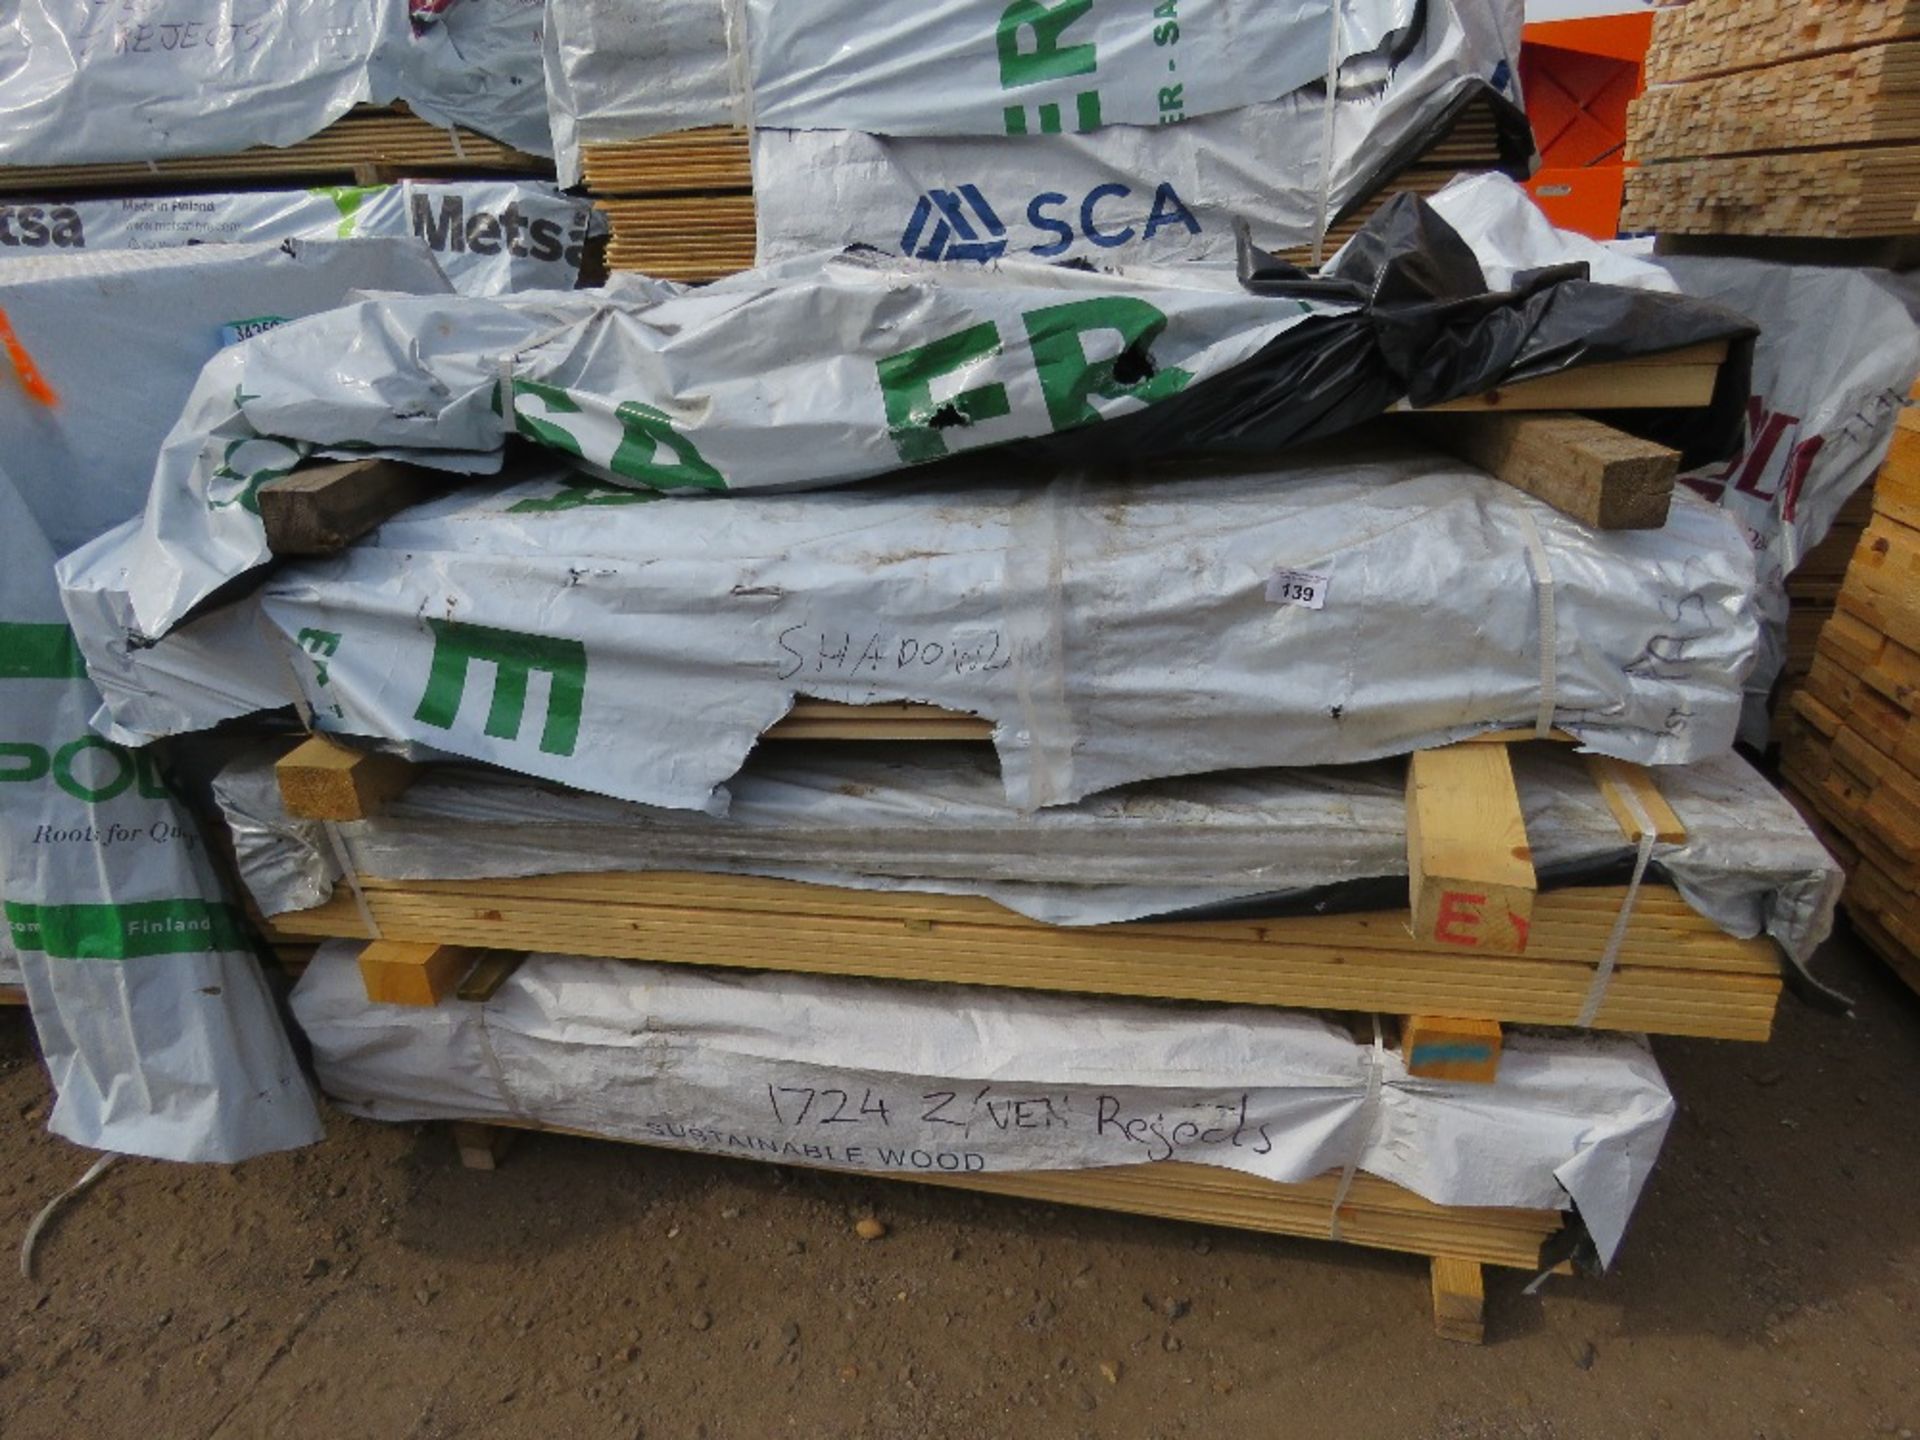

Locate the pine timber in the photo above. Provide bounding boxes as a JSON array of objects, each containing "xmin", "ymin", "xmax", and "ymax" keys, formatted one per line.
[
  {"xmin": 0, "ymin": 108, "xmax": 547, "ymax": 195},
  {"xmin": 1409, "ymin": 344, "xmax": 1727, "ymax": 413},
  {"xmin": 0, "ymin": 986, "xmax": 26, "ymax": 1008},
  {"xmin": 1401, "ymin": 1015, "xmax": 1504, "ymax": 1084},
  {"xmin": 276, "ymin": 736, "xmax": 416, "ymax": 822},
  {"xmin": 1631, "ymin": 41, "xmax": 1920, "ymax": 163},
  {"xmin": 1622, "ymin": 146, "xmax": 1920, "ymax": 241},
  {"xmin": 1416, "ymin": 413, "xmax": 1679, "ymax": 529},
  {"xmin": 1777, "ymin": 428, "xmax": 1920, "ymax": 993},
  {"xmin": 446, "ymin": 1117, "xmax": 1568, "ymax": 1339},
  {"xmin": 1405, "ymin": 745, "xmax": 1536, "ymax": 955},
  {"xmin": 268, "ymin": 870, "xmax": 1784, "ymax": 1040},
  {"xmin": 1429, "ymin": 1254, "xmax": 1488, "ymax": 1344},
  {"xmin": 1645, "ymin": 1, "xmax": 1920, "ymax": 87},
  {"xmin": 259, "ymin": 459, "xmax": 448, "ymax": 557},
  {"xmin": 358, "ymin": 939, "xmax": 496, "ymax": 1007},
  {"xmin": 1586, "ymin": 755, "xmax": 1689, "ymax": 845}
]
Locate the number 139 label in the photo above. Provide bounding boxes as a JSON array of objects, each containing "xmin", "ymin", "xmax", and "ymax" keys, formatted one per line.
[{"xmin": 1266, "ymin": 568, "xmax": 1329, "ymax": 610}]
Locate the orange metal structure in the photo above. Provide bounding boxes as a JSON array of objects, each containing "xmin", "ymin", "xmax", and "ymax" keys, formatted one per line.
[{"xmin": 1521, "ymin": 11, "xmax": 1653, "ymax": 239}]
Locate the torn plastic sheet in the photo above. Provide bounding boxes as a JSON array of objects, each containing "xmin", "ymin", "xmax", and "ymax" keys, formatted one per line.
[
  {"xmin": 0, "ymin": 239, "xmax": 452, "ymax": 1163},
  {"xmin": 0, "ymin": 0, "xmax": 550, "ymax": 168},
  {"xmin": 62, "ymin": 197, "xmax": 1756, "ymax": 648},
  {"xmin": 69, "ymin": 450, "xmax": 1760, "ymax": 816},
  {"xmin": 742, "ymin": 0, "xmax": 1414, "ymax": 138},
  {"xmin": 751, "ymin": 0, "xmax": 1526, "ymax": 265},
  {"xmin": 292, "ymin": 941, "xmax": 1675, "ymax": 1266},
  {"xmin": 217, "ymin": 741, "xmax": 1839, "ymax": 974},
  {"xmin": 0, "ymin": 181, "xmax": 599, "ymax": 295},
  {"xmin": 1653, "ymin": 259, "xmax": 1920, "ymax": 746}
]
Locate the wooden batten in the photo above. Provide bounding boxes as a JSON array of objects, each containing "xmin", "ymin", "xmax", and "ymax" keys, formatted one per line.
[
  {"xmin": 258, "ymin": 459, "xmax": 447, "ymax": 557},
  {"xmin": 276, "ymin": 735, "xmax": 417, "ymax": 822},
  {"xmin": 1406, "ymin": 746, "xmax": 1536, "ymax": 955},
  {"xmin": 1418, "ymin": 413, "xmax": 1680, "ymax": 529}
]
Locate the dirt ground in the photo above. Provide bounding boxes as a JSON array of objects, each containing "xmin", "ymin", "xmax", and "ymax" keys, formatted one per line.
[{"xmin": 0, "ymin": 934, "xmax": 1913, "ymax": 1440}]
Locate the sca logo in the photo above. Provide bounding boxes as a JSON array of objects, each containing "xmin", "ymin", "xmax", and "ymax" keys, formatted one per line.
[
  {"xmin": 410, "ymin": 193, "xmax": 586, "ymax": 267},
  {"xmin": 0, "ymin": 204, "xmax": 84, "ymax": 250},
  {"xmin": 901, "ymin": 181, "xmax": 1200, "ymax": 262}
]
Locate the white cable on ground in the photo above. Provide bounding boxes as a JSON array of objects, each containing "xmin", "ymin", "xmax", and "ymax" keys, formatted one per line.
[{"xmin": 22, "ymin": 1152, "xmax": 122, "ymax": 1281}]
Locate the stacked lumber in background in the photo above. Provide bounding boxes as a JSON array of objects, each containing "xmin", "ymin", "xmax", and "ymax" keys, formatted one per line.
[
  {"xmin": 0, "ymin": 105, "xmax": 548, "ymax": 196},
  {"xmin": 1778, "ymin": 485, "xmax": 1879, "ymax": 722},
  {"xmin": 580, "ymin": 98, "xmax": 1529, "ymax": 283},
  {"xmin": 1625, "ymin": 0, "xmax": 1920, "ymax": 249},
  {"xmin": 1780, "ymin": 406, "xmax": 1920, "ymax": 994}
]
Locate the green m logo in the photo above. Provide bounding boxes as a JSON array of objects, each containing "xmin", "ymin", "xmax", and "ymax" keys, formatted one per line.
[{"xmin": 412, "ymin": 619, "xmax": 587, "ymax": 757}]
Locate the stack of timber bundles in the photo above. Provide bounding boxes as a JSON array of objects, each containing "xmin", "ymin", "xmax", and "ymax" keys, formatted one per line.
[
  {"xmin": 548, "ymin": 0, "xmax": 1536, "ymax": 280},
  {"xmin": 47, "ymin": 166, "xmax": 1850, "ymax": 1340},
  {"xmin": 1623, "ymin": 0, "xmax": 1920, "ymax": 254},
  {"xmin": 1781, "ymin": 402, "xmax": 1920, "ymax": 994}
]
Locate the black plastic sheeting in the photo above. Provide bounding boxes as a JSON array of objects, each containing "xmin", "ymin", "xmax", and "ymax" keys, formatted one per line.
[{"xmin": 1025, "ymin": 194, "xmax": 1758, "ymax": 475}]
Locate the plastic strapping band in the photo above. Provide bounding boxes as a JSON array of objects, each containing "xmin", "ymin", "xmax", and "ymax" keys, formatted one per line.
[
  {"xmin": 720, "ymin": 0, "xmax": 757, "ymax": 131},
  {"xmin": 260, "ymin": 614, "xmax": 383, "ymax": 941},
  {"xmin": 1517, "ymin": 509, "xmax": 1559, "ymax": 738},
  {"xmin": 1004, "ymin": 470, "xmax": 1080, "ymax": 811},
  {"xmin": 1574, "ymin": 784, "xmax": 1657, "ymax": 1028},
  {"xmin": 497, "ymin": 355, "xmax": 517, "ymax": 423},
  {"xmin": 1309, "ymin": 4, "xmax": 1344, "ymax": 267},
  {"xmin": 476, "ymin": 1003, "xmax": 531, "ymax": 1122},
  {"xmin": 1327, "ymin": 1015, "xmax": 1386, "ymax": 1243},
  {"xmin": 445, "ymin": 123, "xmax": 467, "ymax": 162}
]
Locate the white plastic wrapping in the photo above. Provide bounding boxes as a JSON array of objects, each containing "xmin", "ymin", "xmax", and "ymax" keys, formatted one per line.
[
  {"xmin": 0, "ymin": 181, "xmax": 597, "ymax": 295},
  {"xmin": 751, "ymin": 0, "xmax": 1523, "ymax": 265},
  {"xmin": 215, "ymin": 740, "xmax": 1840, "ymax": 971},
  {"xmin": 743, "ymin": 0, "xmax": 1408, "ymax": 137},
  {"xmin": 293, "ymin": 941, "xmax": 1675, "ymax": 1265},
  {"xmin": 62, "ymin": 252, "xmax": 1361, "ymax": 644},
  {"xmin": 69, "ymin": 453, "xmax": 1759, "ymax": 817},
  {"xmin": 0, "ymin": 239, "xmax": 452, "ymax": 1163},
  {"xmin": 1653, "ymin": 259, "xmax": 1920, "ymax": 744},
  {"xmin": 0, "ymin": 0, "xmax": 551, "ymax": 167}
]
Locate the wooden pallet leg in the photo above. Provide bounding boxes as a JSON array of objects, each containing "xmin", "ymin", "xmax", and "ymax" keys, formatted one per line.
[
  {"xmin": 358, "ymin": 941, "xmax": 486, "ymax": 1006},
  {"xmin": 1402, "ymin": 1015, "xmax": 1504, "ymax": 1083},
  {"xmin": 1406, "ymin": 746, "xmax": 1536, "ymax": 954},
  {"xmin": 452, "ymin": 1122, "xmax": 516, "ymax": 1172},
  {"xmin": 1430, "ymin": 1256, "xmax": 1486, "ymax": 1344}
]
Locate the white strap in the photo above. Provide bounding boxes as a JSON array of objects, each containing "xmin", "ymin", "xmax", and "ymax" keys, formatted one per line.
[
  {"xmin": 1004, "ymin": 471, "xmax": 1081, "ymax": 810},
  {"xmin": 444, "ymin": 123, "xmax": 467, "ymax": 162},
  {"xmin": 21, "ymin": 1153, "xmax": 121, "ymax": 1281},
  {"xmin": 321, "ymin": 820, "xmax": 383, "ymax": 942},
  {"xmin": 1309, "ymin": 4, "xmax": 1345, "ymax": 267},
  {"xmin": 1517, "ymin": 510, "xmax": 1559, "ymax": 737},
  {"xmin": 1328, "ymin": 1015, "xmax": 1386, "ymax": 1243},
  {"xmin": 476, "ymin": 1004, "xmax": 531, "ymax": 1122},
  {"xmin": 1574, "ymin": 784, "xmax": 1657, "ymax": 1028}
]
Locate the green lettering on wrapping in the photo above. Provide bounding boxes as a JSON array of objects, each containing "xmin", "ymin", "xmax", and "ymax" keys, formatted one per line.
[
  {"xmin": 1022, "ymin": 297, "xmax": 1194, "ymax": 432},
  {"xmin": 4, "ymin": 898, "xmax": 251, "ymax": 960},
  {"xmin": 609, "ymin": 401, "xmax": 725, "ymax": 491},
  {"xmin": 0, "ymin": 623, "xmax": 88, "ymax": 681},
  {"xmin": 877, "ymin": 322, "xmax": 1012, "ymax": 465},
  {"xmin": 53, "ymin": 735, "xmax": 134, "ymax": 804},
  {"xmin": 498, "ymin": 377, "xmax": 586, "ymax": 458},
  {"xmin": 413, "ymin": 618, "xmax": 587, "ymax": 757},
  {"xmin": 508, "ymin": 480, "xmax": 664, "ymax": 515},
  {"xmin": 296, "ymin": 627, "xmax": 342, "ymax": 687},
  {"xmin": 310, "ymin": 184, "xmax": 381, "ymax": 238},
  {"xmin": 996, "ymin": 0, "xmax": 1096, "ymax": 89},
  {"xmin": 0, "ymin": 743, "xmax": 49, "ymax": 783},
  {"xmin": 498, "ymin": 381, "xmax": 725, "ymax": 491}
]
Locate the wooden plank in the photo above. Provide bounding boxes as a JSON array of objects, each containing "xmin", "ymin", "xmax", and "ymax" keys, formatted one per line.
[
  {"xmin": 274, "ymin": 873, "xmax": 1784, "ymax": 1039},
  {"xmin": 452, "ymin": 1121, "xmax": 517, "ymax": 1171},
  {"xmin": 1402, "ymin": 1016, "xmax": 1504, "ymax": 1084},
  {"xmin": 358, "ymin": 940, "xmax": 486, "ymax": 1007},
  {"xmin": 1586, "ymin": 756, "xmax": 1689, "ymax": 845},
  {"xmin": 455, "ymin": 951, "xmax": 526, "ymax": 1003},
  {"xmin": 0, "ymin": 984, "xmax": 27, "ymax": 1008},
  {"xmin": 258, "ymin": 459, "xmax": 448, "ymax": 557},
  {"xmin": 276, "ymin": 735, "xmax": 417, "ymax": 821},
  {"xmin": 1430, "ymin": 1256, "xmax": 1487, "ymax": 1344},
  {"xmin": 1416, "ymin": 355, "xmax": 1725, "ymax": 414},
  {"xmin": 1406, "ymin": 746, "xmax": 1536, "ymax": 955},
  {"xmin": 451, "ymin": 1116, "xmax": 1566, "ymax": 1272},
  {"xmin": 1418, "ymin": 413, "xmax": 1679, "ymax": 529}
]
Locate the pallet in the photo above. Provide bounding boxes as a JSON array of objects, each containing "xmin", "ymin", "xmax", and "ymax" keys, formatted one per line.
[
  {"xmin": 0, "ymin": 107, "xmax": 548, "ymax": 196},
  {"xmin": 443, "ymin": 1118, "xmax": 1566, "ymax": 1342}
]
